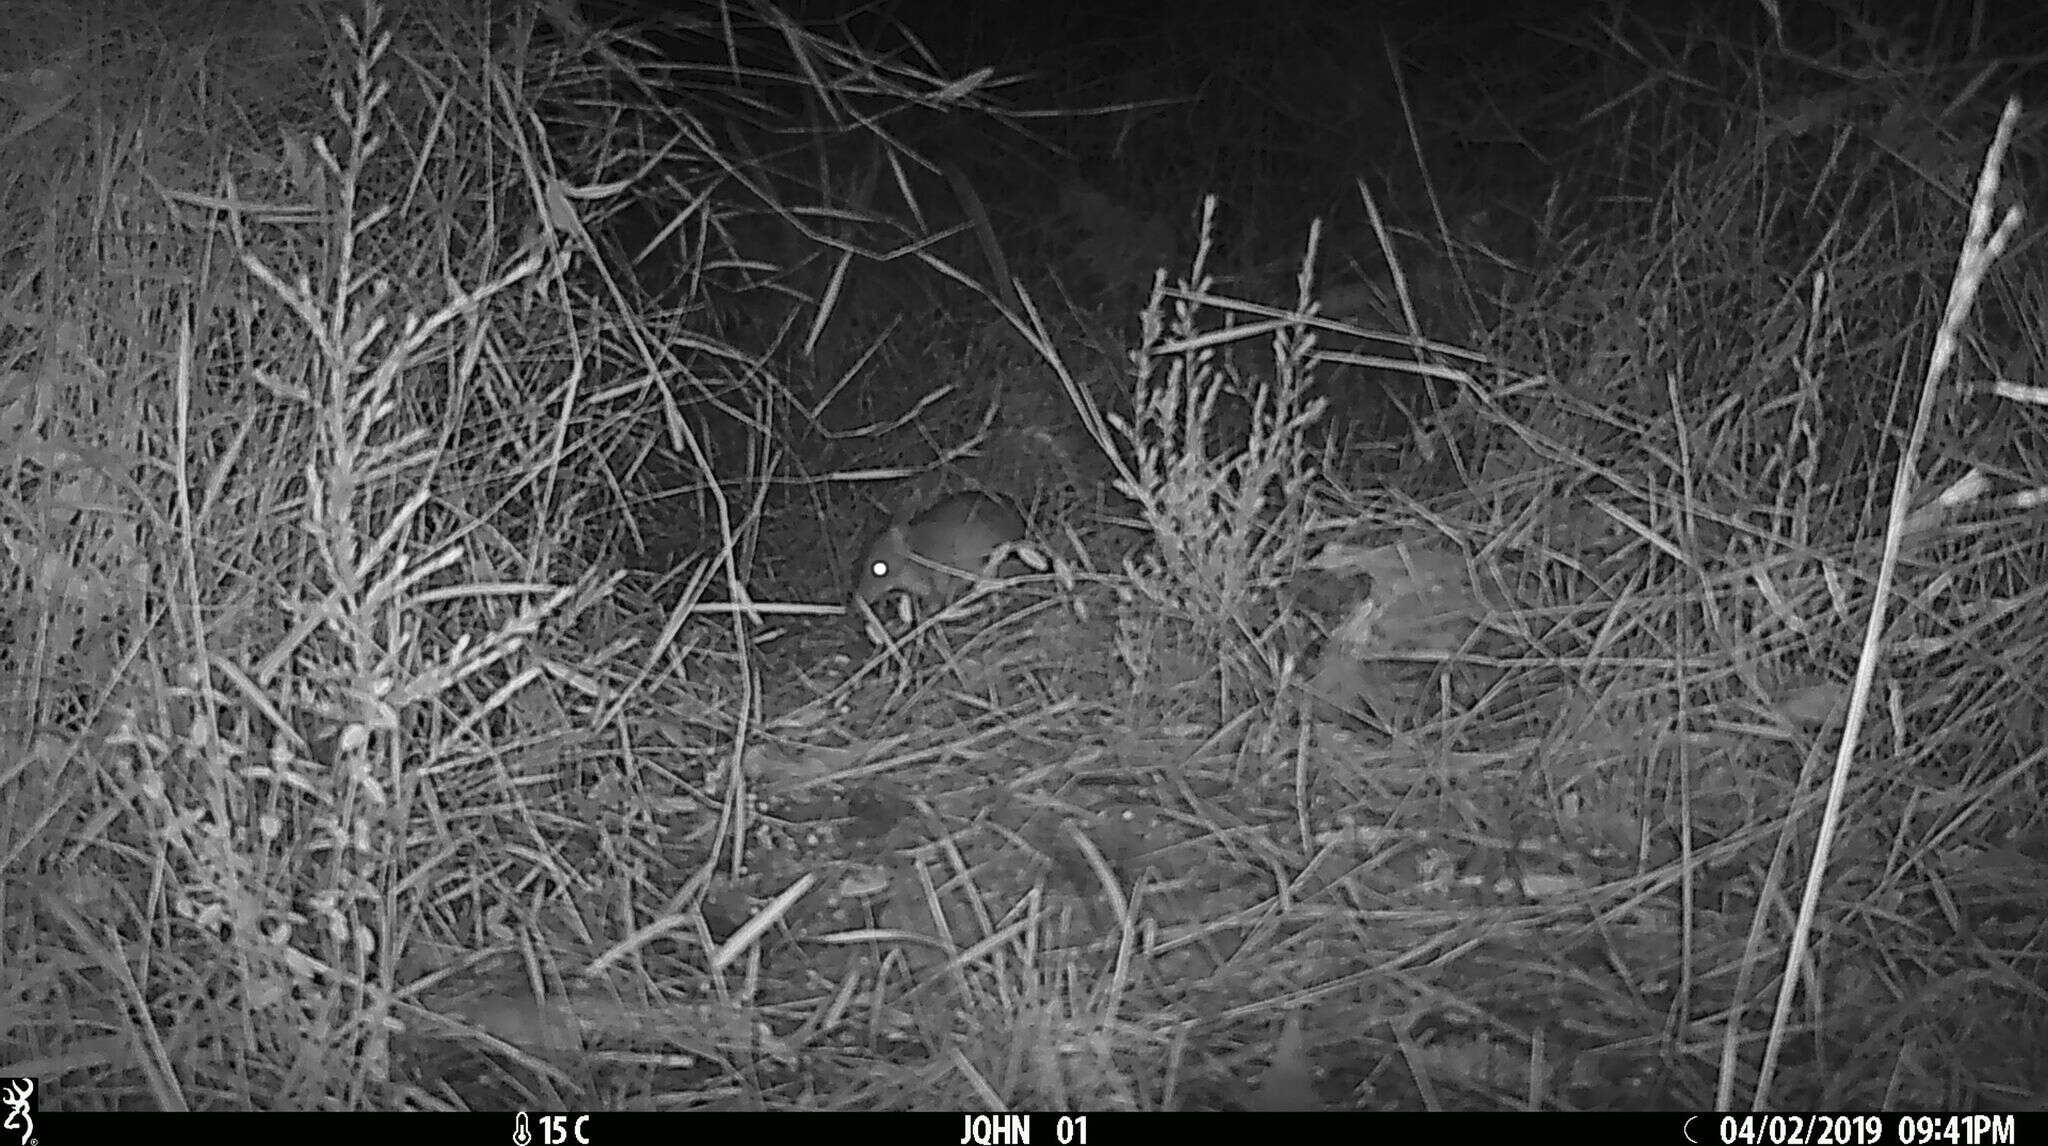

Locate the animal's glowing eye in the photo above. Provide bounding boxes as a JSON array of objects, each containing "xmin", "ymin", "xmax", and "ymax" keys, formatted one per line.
[{"xmin": 870, "ymin": 561, "xmax": 891, "ymax": 578}]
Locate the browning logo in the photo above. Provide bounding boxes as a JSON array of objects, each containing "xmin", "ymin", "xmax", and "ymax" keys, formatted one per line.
[{"xmin": 0, "ymin": 1079, "xmax": 33, "ymax": 1146}]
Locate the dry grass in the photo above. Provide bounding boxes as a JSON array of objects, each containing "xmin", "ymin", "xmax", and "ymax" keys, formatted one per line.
[{"xmin": 0, "ymin": 0, "xmax": 2043, "ymax": 1113}]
